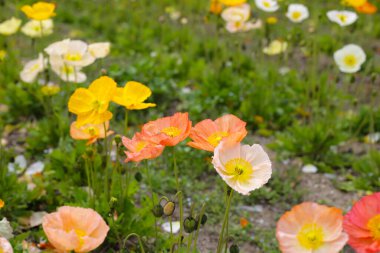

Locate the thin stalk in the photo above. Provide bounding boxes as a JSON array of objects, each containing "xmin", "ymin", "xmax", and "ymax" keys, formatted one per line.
[
  {"xmin": 124, "ymin": 233, "xmax": 145, "ymax": 253},
  {"xmin": 192, "ymin": 204, "xmax": 207, "ymax": 251},
  {"xmin": 145, "ymin": 161, "xmax": 158, "ymax": 245},
  {"xmin": 103, "ymin": 122, "xmax": 109, "ymax": 199},
  {"xmin": 216, "ymin": 189, "xmax": 233, "ymax": 253},
  {"xmin": 173, "ymin": 149, "xmax": 184, "ymax": 243},
  {"xmin": 124, "ymin": 110, "xmax": 129, "ymax": 136}
]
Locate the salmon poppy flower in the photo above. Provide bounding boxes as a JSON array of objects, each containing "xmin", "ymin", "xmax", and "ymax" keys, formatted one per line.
[
  {"xmin": 212, "ymin": 141, "xmax": 272, "ymax": 195},
  {"xmin": 21, "ymin": 2, "xmax": 56, "ymax": 21},
  {"xmin": 112, "ymin": 81, "xmax": 156, "ymax": 110},
  {"xmin": 0, "ymin": 237, "xmax": 13, "ymax": 253},
  {"xmin": 122, "ymin": 132, "xmax": 165, "ymax": 162},
  {"xmin": 343, "ymin": 192, "xmax": 380, "ymax": 253},
  {"xmin": 68, "ymin": 76, "xmax": 117, "ymax": 126},
  {"xmin": 188, "ymin": 114, "xmax": 247, "ymax": 152},
  {"xmin": 276, "ymin": 202, "xmax": 348, "ymax": 253},
  {"xmin": 141, "ymin": 112, "xmax": 192, "ymax": 146},
  {"xmin": 42, "ymin": 206, "xmax": 109, "ymax": 253},
  {"xmin": 70, "ymin": 121, "xmax": 114, "ymax": 145},
  {"xmin": 356, "ymin": 2, "xmax": 377, "ymax": 14}
]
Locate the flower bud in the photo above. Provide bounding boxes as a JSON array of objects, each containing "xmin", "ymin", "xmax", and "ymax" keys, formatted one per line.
[
  {"xmin": 163, "ymin": 201, "xmax": 176, "ymax": 216},
  {"xmin": 196, "ymin": 214, "xmax": 207, "ymax": 226},
  {"xmin": 230, "ymin": 244, "xmax": 240, "ymax": 253},
  {"xmin": 134, "ymin": 172, "xmax": 143, "ymax": 182},
  {"xmin": 85, "ymin": 148, "xmax": 95, "ymax": 158},
  {"xmin": 152, "ymin": 204, "xmax": 164, "ymax": 218},
  {"xmin": 114, "ymin": 135, "xmax": 122, "ymax": 145},
  {"xmin": 184, "ymin": 217, "xmax": 197, "ymax": 233}
]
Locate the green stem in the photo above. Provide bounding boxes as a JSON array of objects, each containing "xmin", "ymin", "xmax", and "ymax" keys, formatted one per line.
[
  {"xmin": 192, "ymin": 204, "xmax": 207, "ymax": 251},
  {"xmin": 173, "ymin": 149, "xmax": 184, "ymax": 243},
  {"xmin": 145, "ymin": 161, "xmax": 158, "ymax": 246},
  {"xmin": 103, "ymin": 122, "xmax": 109, "ymax": 200},
  {"xmin": 124, "ymin": 233, "xmax": 145, "ymax": 253},
  {"xmin": 216, "ymin": 189, "xmax": 233, "ymax": 253},
  {"xmin": 125, "ymin": 110, "xmax": 129, "ymax": 136}
]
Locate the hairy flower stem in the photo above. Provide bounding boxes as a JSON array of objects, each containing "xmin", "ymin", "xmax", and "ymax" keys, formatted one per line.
[
  {"xmin": 145, "ymin": 162, "xmax": 158, "ymax": 246},
  {"xmin": 173, "ymin": 149, "xmax": 184, "ymax": 244},
  {"xmin": 103, "ymin": 122, "xmax": 109, "ymax": 200},
  {"xmin": 124, "ymin": 233, "xmax": 145, "ymax": 253},
  {"xmin": 216, "ymin": 189, "xmax": 233, "ymax": 253},
  {"xmin": 124, "ymin": 110, "xmax": 129, "ymax": 136}
]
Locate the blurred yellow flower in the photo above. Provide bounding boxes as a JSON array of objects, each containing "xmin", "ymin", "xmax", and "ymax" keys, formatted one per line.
[
  {"xmin": 41, "ymin": 84, "xmax": 60, "ymax": 96},
  {"xmin": 0, "ymin": 199, "xmax": 4, "ymax": 209},
  {"xmin": 343, "ymin": 0, "xmax": 367, "ymax": 7},
  {"xmin": 21, "ymin": 2, "xmax": 56, "ymax": 21},
  {"xmin": 220, "ymin": 0, "xmax": 247, "ymax": 6},
  {"xmin": 266, "ymin": 16, "xmax": 278, "ymax": 24},
  {"xmin": 263, "ymin": 40, "xmax": 288, "ymax": 55},
  {"xmin": 0, "ymin": 50, "xmax": 6, "ymax": 61},
  {"xmin": 0, "ymin": 17, "xmax": 22, "ymax": 36},
  {"xmin": 210, "ymin": 0, "xmax": 223, "ymax": 14},
  {"xmin": 68, "ymin": 76, "xmax": 117, "ymax": 126},
  {"xmin": 112, "ymin": 81, "xmax": 156, "ymax": 110}
]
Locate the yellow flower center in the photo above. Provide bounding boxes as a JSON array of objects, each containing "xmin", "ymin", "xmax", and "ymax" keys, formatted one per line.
[
  {"xmin": 337, "ymin": 14, "xmax": 347, "ymax": 23},
  {"xmin": 207, "ymin": 131, "xmax": 229, "ymax": 147},
  {"xmin": 33, "ymin": 25, "xmax": 41, "ymax": 31},
  {"xmin": 343, "ymin": 55, "xmax": 357, "ymax": 67},
  {"xmin": 93, "ymin": 100, "xmax": 105, "ymax": 112},
  {"xmin": 297, "ymin": 223, "xmax": 325, "ymax": 250},
  {"xmin": 85, "ymin": 127, "xmax": 98, "ymax": 136},
  {"xmin": 291, "ymin": 11, "xmax": 302, "ymax": 20},
  {"xmin": 74, "ymin": 229, "xmax": 87, "ymax": 248},
  {"xmin": 263, "ymin": 1, "xmax": 271, "ymax": 8},
  {"xmin": 30, "ymin": 63, "xmax": 41, "ymax": 72},
  {"xmin": 161, "ymin": 127, "xmax": 182, "ymax": 137},
  {"xmin": 368, "ymin": 214, "xmax": 380, "ymax": 240},
  {"xmin": 64, "ymin": 53, "xmax": 83, "ymax": 61},
  {"xmin": 225, "ymin": 158, "xmax": 253, "ymax": 182},
  {"xmin": 61, "ymin": 65, "xmax": 75, "ymax": 75},
  {"xmin": 136, "ymin": 141, "xmax": 147, "ymax": 152}
]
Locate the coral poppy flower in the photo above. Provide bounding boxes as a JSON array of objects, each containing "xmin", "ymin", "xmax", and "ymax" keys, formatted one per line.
[
  {"xmin": 68, "ymin": 76, "xmax": 117, "ymax": 126},
  {"xmin": 343, "ymin": 193, "xmax": 380, "ymax": 253},
  {"xmin": 356, "ymin": 2, "xmax": 377, "ymax": 14},
  {"xmin": 188, "ymin": 114, "xmax": 247, "ymax": 152},
  {"xmin": 21, "ymin": 2, "xmax": 56, "ymax": 21},
  {"xmin": 209, "ymin": 0, "xmax": 223, "ymax": 14},
  {"xmin": 0, "ymin": 237, "xmax": 13, "ymax": 253},
  {"xmin": 142, "ymin": 112, "xmax": 192, "ymax": 146},
  {"xmin": 212, "ymin": 141, "xmax": 271, "ymax": 195},
  {"xmin": 42, "ymin": 206, "xmax": 109, "ymax": 253},
  {"xmin": 70, "ymin": 121, "xmax": 113, "ymax": 145},
  {"xmin": 276, "ymin": 202, "xmax": 348, "ymax": 253},
  {"xmin": 122, "ymin": 132, "xmax": 165, "ymax": 162},
  {"xmin": 219, "ymin": 0, "xmax": 247, "ymax": 6},
  {"xmin": 112, "ymin": 81, "xmax": 156, "ymax": 110}
]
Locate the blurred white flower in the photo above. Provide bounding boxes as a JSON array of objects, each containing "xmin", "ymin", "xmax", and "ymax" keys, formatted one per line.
[
  {"xmin": 8, "ymin": 155, "xmax": 27, "ymax": 173},
  {"xmin": 334, "ymin": 44, "xmax": 366, "ymax": 73},
  {"xmin": 88, "ymin": 42, "xmax": 111, "ymax": 59},
  {"xmin": 327, "ymin": 10, "xmax": 358, "ymax": 26},
  {"xmin": 286, "ymin": 4, "xmax": 309, "ymax": 23},
  {"xmin": 162, "ymin": 221, "xmax": 180, "ymax": 234},
  {"xmin": 263, "ymin": 40, "xmax": 288, "ymax": 55},
  {"xmin": 51, "ymin": 64, "xmax": 87, "ymax": 83},
  {"xmin": 0, "ymin": 17, "xmax": 21, "ymax": 36},
  {"xmin": 255, "ymin": 0, "xmax": 279, "ymax": 12},
  {"xmin": 222, "ymin": 4, "xmax": 250, "ymax": 23},
  {"xmin": 301, "ymin": 164, "xmax": 318, "ymax": 174},
  {"xmin": 21, "ymin": 19, "xmax": 53, "ymax": 38},
  {"xmin": 0, "ymin": 218, "xmax": 13, "ymax": 239},
  {"xmin": 20, "ymin": 54, "xmax": 47, "ymax": 83}
]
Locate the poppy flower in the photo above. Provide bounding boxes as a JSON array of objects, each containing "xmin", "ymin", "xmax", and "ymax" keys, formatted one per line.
[
  {"xmin": 212, "ymin": 141, "xmax": 271, "ymax": 195},
  {"xmin": 219, "ymin": 0, "xmax": 247, "ymax": 6},
  {"xmin": 343, "ymin": 192, "xmax": 380, "ymax": 253},
  {"xmin": 122, "ymin": 132, "xmax": 165, "ymax": 162},
  {"xmin": 334, "ymin": 44, "xmax": 366, "ymax": 73},
  {"xmin": 255, "ymin": 0, "xmax": 279, "ymax": 12},
  {"xmin": 68, "ymin": 76, "xmax": 117, "ymax": 126},
  {"xmin": 21, "ymin": 2, "xmax": 56, "ymax": 21},
  {"xmin": 327, "ymin": 10, "xmax": 358, "ymax": 27},
  {"xmin": 142, "ymin": 112, "xmax": 192, "ymax": 146},
  {"xmin": 88, "ymin": 42, "xmax": 111, "ymax": 59},
  {"xmin": 0, "ymin": 237, "xmax": 13, "ymax": 253},
  {"xmin": 42, "ymin": 206, "xmax": 109, "ymax": 253},
  {"xmin": 188, "ymin": 114, "xmax": 247, "ymax": 152},
  {"xmin": 21, "ymin": 19, "xmax": 54, "ymax": 38},
  {"xmin": 286, "ymin": 4, "xmax": 309, "ymax": 23},
  {"xmin": 0, "ymin": 17, "xmax": 22, "ymax": 36},
  {"xmin": 20, "ymin": 54, "xmax": 47, "ymax": 83},
  {"xmin": 210, "ymin": 0, "xmax": 223, "ymax": 14},
  {"xmin": 112, "ymin": 81, "xmax": 156, "ymax": 110},
  {"xmin": 356, "ymin": 2, "xmax": 377, "ymax": 14},
  {"xmin": 276, "ymin": 202, "xmax": 348, "ymax": 253},
  {"xmin": 70, "ymin": 121, "xmax": 114, "ymax": 145}
]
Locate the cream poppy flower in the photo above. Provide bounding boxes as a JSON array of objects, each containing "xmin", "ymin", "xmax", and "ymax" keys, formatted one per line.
[
  {"xmin": 327, "ymin": 10, "xmax": 358, "ymax": 26},
  {"xmin": 45, "ymin": 39, "xmax": 95, "ymax": 67},
  {"xmin": 0, "ymin": 237, "xmax": 13, "ymax": 253},
  {"xmin": 20, "ymin": 54, "xmax": 46, "ymax": 83},
  {"xmin": 226, "ymin": 20, "xmax": 262, "ymax": 33},
  {"xmin": 334, "ymin": 44, "xmax": 366, "ymax": 73},
  {"xmin": 51, "ymin": 64, "xmax": 87, "ymax": 83},
  {"xmin": 212, "ymin": 141, "xmax": 272, "ymax": 195},
  {"xmin": 0, "ymin": 17, "xmax": 22, "ymax": 36},
  {"xmin": 286, "ymin": 4, "xmax": 309, "ymax": 23},
  {"xmin": 21, "ymin": 19, "xmax": 53, "ymax": 38},
  {"xmin": 0, "ymin": 218, "xmax": 13, "ymax": 240},
  {"xmin": 88, "ymin": 42, "xmax": 111, "ymax": 59},
  {"xmin": 263, "ymin": 40, "xmax": 288, "ymax": 55},
  {"xmin": 222, "ymin": 4, "xmax": 250, "ymax": 23},
  {"xmin": 255, "ymin": 0, "xmax": 279, "ymax": 12}
]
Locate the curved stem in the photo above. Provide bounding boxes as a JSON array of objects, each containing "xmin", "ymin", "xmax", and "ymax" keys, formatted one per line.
[
  {"xmin": 124, "ymin": 233, "xmax": 145, "ymax": 253},
  {"xmin": 192, "ymin": 203, "xmax": 207, "ymax": 251},
  {"xmin": 216, "ymin": 189, "xmax": 233, "ymax": 253}
]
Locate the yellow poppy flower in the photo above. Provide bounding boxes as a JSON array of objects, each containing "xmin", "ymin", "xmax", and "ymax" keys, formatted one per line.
[
  {"xmin": 21, "ymin": 2, "xmax": 56, "ymax": 21},
  {"xmin": 342, "ymin": 0, "xmax": 367, "ymax": 7},
  {"xmin": 219, "ymin": 0, "xmax": 247, "ymax": 6},
  {"xmin": 112, "ymin": 81, "xmax": 156, "ymax": 110},
  {"xmin": 68, "ymin": 76, "xmax": 117, "ymax": 126}
]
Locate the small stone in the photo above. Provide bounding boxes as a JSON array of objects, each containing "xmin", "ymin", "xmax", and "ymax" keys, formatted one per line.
[{"xmin": 302, "ymin": 164, "xmax": 318, "ymax": 174}]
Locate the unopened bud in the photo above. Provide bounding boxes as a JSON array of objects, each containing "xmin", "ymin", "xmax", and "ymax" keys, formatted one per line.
[
  {"xmin": 114, "ymin": 135, "xmax": 122, "ymax": 145},
  {"xmin": 101, "ymin": 69, "xmax": 108, "ymax": 76},
  {"xmin": 230, "ymin": 244, "xmax": 239, "ymax": 253},
  {"xmin": 152, "ymin": 204, "xmax": 164, "ymax": 218},
  {"xmin": 85, "ymin": 148, "xmax": 95, "ymax": 158},
  {"xmin": 163, "ymin": 201, "xmax": 176, "ymax": 216},
  {"xmin": 196, "ymin": 214, "xmax": 207, "ymax": 226},
  {"xmin": 184, "ymin": 217, "xmax": 197, "ymax": 233},
  {"xmin": 134, "ymin": 172, "xmax": 143, "ymax": 182}
]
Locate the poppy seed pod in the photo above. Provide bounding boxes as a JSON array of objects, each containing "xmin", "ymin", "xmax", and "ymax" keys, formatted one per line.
[
  {"xmin": 196, "ymin": 214, "xmax": 207, "ymax": 226},
  {"xmin": 114, "ymin": 135, "xmax": 122, "ymax": 145},
  {"xmin": 163, "ymin": 201, "xmax": 176, "ymax": 216},
  {"xmin": 152, "ymin": 204, "xmax": 164, "ymax": 218},
  {"xmin": 230, "ymin": 244, "xmax": 240, "ymax": 253},
  {"xmin": 134, "ymin": 172, "xmax": 143, "ymax": 182},
  {"xmin": 184, "ymin": 217, "xmax": 197, "ymax": 233}
]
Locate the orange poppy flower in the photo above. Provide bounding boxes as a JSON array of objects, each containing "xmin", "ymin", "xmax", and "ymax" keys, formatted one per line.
[
  {"xmin": 141, "ymin": 112, "xmax": 192, "ymax": 146},
  {"xmin": 356, "ymin": 2, "xmax": 377, "ymax": 14},
  {"xmin": 122, "ymin": 132, "xmax": 165, "ymax": 162},
  {"xmin": 240, "ymin": 217, "xmax": 249, "ymax": 228},
  {"xmin": 70, "ymin": 121, "xmax": 113, "ymax": 145},
  {"xmin": 188, "ymin": 114, "xmax": 247, "ymax": 152},
  {"xmin": 210, "ymin": 0, "xmax": 223, "ymax": 14}
]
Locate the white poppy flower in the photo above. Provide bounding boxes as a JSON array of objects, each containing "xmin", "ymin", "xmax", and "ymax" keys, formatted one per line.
[
  {"xmin": 21, "ymin": 19, "xmax": 54, "ymax": 38},
  {"xmin": 222, "ymin": 4, "xmax": 250, "ymax": 23},
  {"xmin": 8, "ymin": 155, "xmax": 27, "ymax": 173},
  {"xmin": 255, "ymin": 0, "xmax": 279, "ymax": 12},
  {"xmin": 20, "ymin": 54, "xmax": 47, "ymax": 83},
  {"xmin": 51, "ymin": 64, "xmax": 87, "ymax": 83},
  {"xmin": 162, "ymin": 221, "xmax": 181, "ymax": 234},
  {"xmin": 327, "ymin": 10, "xmax": 358, "ymax": 26},
  {"xmin": 286, "ymin": 4, "xmax": 309, "ymax": 23},
  {"xmin": 263, "ymin": 40, "xmax": 288, "ymax": 55},
  {"xmin": 0, "ymin": 237, "xmax": 12, "ymax": 253},
  {"xmin": 0, "ymin": 218, "xmax": 13, "ymax": 239},
  {"xmin": 25, "ymin": 161, "xmax": 45, "ymax": 176},
  {"xmin": 88, "ymin": 42, "xmax": 111, "ymax": 59},
  {"xmin": 301, "ymin": 164, "xmax": 318, "ymax": 174},
  {"xmin": 0, "ymin": 17, "xmax": 21, "ymax": 36},
  {"xmin": 226, "ymin": 19, "xmax": 262, "ymax": 33},
  {"xmin": 334, "ymin": 44, "xmax": 366, "ymax": 73}
]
